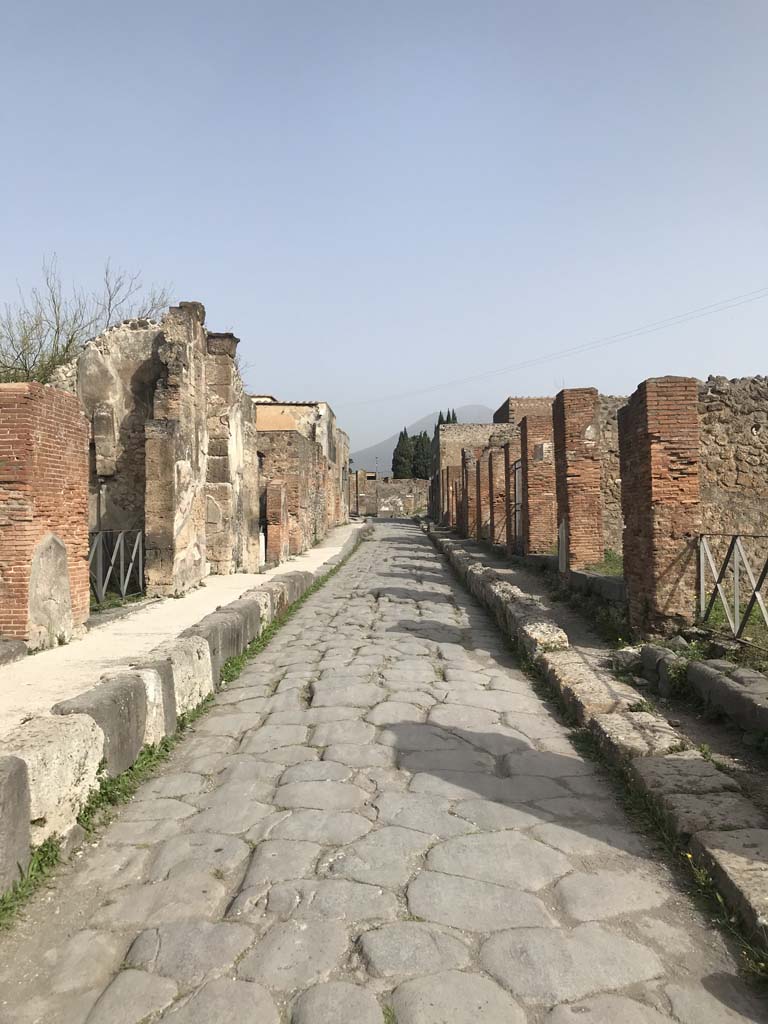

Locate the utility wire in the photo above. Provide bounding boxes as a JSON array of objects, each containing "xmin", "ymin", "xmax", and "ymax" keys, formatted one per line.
[{"xmin": 338, "ymin": 284, "xmax": 768, "ymax": 408}]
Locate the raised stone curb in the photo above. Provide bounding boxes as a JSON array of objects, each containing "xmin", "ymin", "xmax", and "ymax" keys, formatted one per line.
[
  {"xmin": 0, "ymin": 755, "xmax": 31, "ymax": 892},
  {"xmin": 426, "ymin": 523, "xmax": 768, "ymax": 949},
  {"xmin": 0, "ymin": 525, "xmax": 369, "ymax": 896}
]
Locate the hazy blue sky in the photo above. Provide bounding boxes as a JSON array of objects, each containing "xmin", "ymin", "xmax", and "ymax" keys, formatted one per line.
[{"xmin": 2, "ymin": 1, "xmax": 766, "ymax": 450}]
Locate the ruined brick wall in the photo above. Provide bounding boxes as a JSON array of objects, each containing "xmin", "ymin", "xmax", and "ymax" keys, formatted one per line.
[
  {"xmin": 488, "ymin": 449, "xmax": 507, "ymax": 546},
  {"xmin": 597, "ymin": 395, "xmax": 626, "ymax": 555},
  {"xmin": 258, "ymin": 430, "xmax": 321, "ymax": 554},
  {"xmin": 697, "ymin": 376, "xmax": 768, "ymax": 536},
  {"xmin": 476, "ymin": 453, "xmax": 491, "ymax": 541},
  {"xmin": 553, "ymin": 388, "xmax": 604, "ymax": 571},
  {"xmin": 144, "ymin": 303, "xmax": 209, "ymax": 596},
  {"xmin": 461, "ymin": 451, "xmax": 478, "ymax": 538},
  {"xmin": 619, "ymin": 377, "xmax": 701, "ymax": 635},
  {"xmin": 520, "ymin": 414, "xmax": 557, "ymax": 556},
  {"xmin": 493, "ymin": 396, "xmax": 553, "ymax": 425},
  {"xmin": 0, "ymin": 384, "xmax": 89, "ymax": 648},
  {"xmin": 265, "ymin": 480, "xmax": 289, "ymax": 566},
  {"xmin": 503, "ymin": 434, "xmax": 523, "ymax": 556}
]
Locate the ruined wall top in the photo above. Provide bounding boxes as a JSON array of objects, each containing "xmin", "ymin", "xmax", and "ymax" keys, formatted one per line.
[{"xmin": 493, "ymin": 396, "xmax": 553, "ymax": 425}]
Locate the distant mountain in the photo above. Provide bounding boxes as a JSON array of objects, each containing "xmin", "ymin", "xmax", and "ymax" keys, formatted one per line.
[{"xmin": 351, "ymin": 405, "xmax": 494, "ymax": 474}]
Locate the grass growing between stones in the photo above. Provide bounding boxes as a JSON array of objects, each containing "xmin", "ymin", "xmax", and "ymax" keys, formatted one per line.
[
  {"xmin": 77, "ymin": 694, "xmax": 216, "ymax": 833},
  {"xmin": 382, "ymin": 1006, "xmax": 397, "ymax": 1024},
  {"xmin": 0, "ymin": 837, "xmax": 61, "ymax": 931}
]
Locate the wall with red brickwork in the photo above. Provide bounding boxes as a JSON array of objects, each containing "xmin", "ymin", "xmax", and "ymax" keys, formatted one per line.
[
  {"xmin": 553, "ymin": 388, "xmax": 604, "ymax": 571},
  {"xmin": 0, "ymin": 384, "xmax": 89, "ymax": 647},
  {"xmin": 461, "ymin": 451, "xmax": 478, "ymax": 538},
  {"xmin": 619, "ymin": 377, "xmax": 701, "ymax": 634},
  {"xmin": 487, "ymin": 449, "xmax": 507, "ymax": 546},
  {"xmin": 520, "ymin": 414, "xmax": 557, "ymax": 556},
  {"xmin": 265, "ymin": 480, "xmax": 289, "ymax": 566}
]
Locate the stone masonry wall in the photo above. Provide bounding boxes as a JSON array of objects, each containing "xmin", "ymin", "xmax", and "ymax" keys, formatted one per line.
[
  {"xmin": 0, "ymin": 384, "xmax": 89, "ymax": 648},
  {"xmin": 698, "ymin": 376, "xmax": 768, "ymax": 537},
  {"xmin": 375, "ymin": 478, "xmax": 429, "ymax": 516},
  {"xmin": 493, "ymin": 395, "xmax": 553, "ymax": 425},
  {"xmin": 265, "ymin": 480, "xmax": 289, "ymax": 566},
  {"xmin": 597, "ymin": 395, "xmax": 626, "ymax": 555},
  {"xmin": 144, "ymin": 303, "xmax": 209, "ymax": 596},
  {"xmin": 259, "ymin": 430, "xmax": 322, "ymax": 555}
]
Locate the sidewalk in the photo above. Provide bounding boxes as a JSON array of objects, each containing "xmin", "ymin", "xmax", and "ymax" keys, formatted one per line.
[{"xmin": 0, "ymin": 522, "xmax": 364, "ymax": 738}]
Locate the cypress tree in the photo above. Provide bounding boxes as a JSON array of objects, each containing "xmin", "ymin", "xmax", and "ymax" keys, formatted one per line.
[
  {"xmin": 392, "ymin": 428, "xmax": 414, "ymax": 478},
  {"xmin": 437, "ymin": 411, "xmax": 445, "ymax": 426},
  {"xmin": 413, "ymin": 431, "xmax": 431, "ymax": 478}
]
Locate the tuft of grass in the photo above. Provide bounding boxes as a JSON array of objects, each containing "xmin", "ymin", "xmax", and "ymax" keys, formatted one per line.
[
  {"xmin": 77, "ymin": 695, "xmax": 214, "ymax": 832},
  {"xmin": 382, "ymin": 1006, "xmax": 398, "ymax": 1024},
  {"xmin": 90, "ymin": 591, "xmax": 145, "ymax": 613},
  {"xmin": 0, "ymin": 837, "xmax": 61, "ymax": 930},
  {"xmin": 585, "ymin": 548, "xmax": 624, "ymax": 577}
]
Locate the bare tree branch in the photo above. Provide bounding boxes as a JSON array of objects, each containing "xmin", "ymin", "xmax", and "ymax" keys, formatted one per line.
[{"xmin": 0, "ymin": 255, "xmax": 174, "ymax": 383}]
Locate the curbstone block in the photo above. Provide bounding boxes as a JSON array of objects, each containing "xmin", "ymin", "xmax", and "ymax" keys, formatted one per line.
[
  {"xmin": 0, "ymin": 713, "xmax": 104, "ymax": 841},
  {"xmin": 663, "ymin": 793, "xmax": 766, "ymax": 842},
  {"xmin": 629, "ymin": 750, "xmax": 740, "ymax": 799},
  {"xmin": 690, "ymin": 829, "xmax": 768, "ymax": 938},
  {"xmin": 182, "ymin": 608, "xmax": 247, "ymax": 687},
  {"xmin": 687, "ymin": 661, "xmax": 768, "ymax": 733},
  {"xmin": 589, "ymin": 711, "xmax": 683, "ymax": 761},
  {"xmin": 0, "ymin": 638, "xmax": 27, "ymax": 666},
  {"xmin": 141, "ymin": 637, "xmax": 214, "ymax": 719},
  {"xmin": 0, "ymin": 756, "xmax": 31, "ymax": 893},
  {"xmin": 53, "ymin": 675, "xmax": 147, "ymax": 777}
]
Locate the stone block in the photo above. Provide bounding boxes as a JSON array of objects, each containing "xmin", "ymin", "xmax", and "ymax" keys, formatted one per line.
[
  {"xmin": 153, "ymin": 637, "xmax": 215, "ymax": 717},
  {"xmin": 690, "ymin": 829, "xmax": 768, "ymax": 938},
  {"xmin": 0, "ymin": 756, "xmax": 31, "ymax": 892},
  {"xmin": 630, "ymin": 750, "xmax": 739, "ymax": 798},
  {"xmin": 539, "ymin": 651, "xmax": 638, "ymax": 721},
  {"xmin": 661, "ymin": 793, "xmax": 765, "ymax": 841},
  {"xmin": 53, "ymin": 675, "xmax": 146, "ymax": 777},
  {"xmin": 640, "ymin": 645, "xmax": 667, "ymax": 685},
  {"xmin": 183, "ymin": 609, "xmax": 247, "ymax": 687},
  {"xmin": 0, "ymin": 638, "xmax": 27, "ymax": 666},
  {"xmin": 0, "ymin": 713, "xmax": 104, "ymax": 841},
  {"xmin": 688, "ymin": 662, "xmax": 768, "ymax": 732},
  {"xmin": 590, "ymin": 712, "xmax": 682, "ymax": 761}
]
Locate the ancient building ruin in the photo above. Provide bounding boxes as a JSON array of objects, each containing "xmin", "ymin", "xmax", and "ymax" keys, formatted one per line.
[
  {"xmin": 0, "ymin": 302, "xmax": 349, "ymax": 649},
  {"xmin": 348, "ymin": 472, "xmax": 429, "ymax": 517}
]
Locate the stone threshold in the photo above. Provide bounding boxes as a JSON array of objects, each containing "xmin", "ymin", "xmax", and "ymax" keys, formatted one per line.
[
  {"xmin": 426, "ymin": 524, "xmax": 768, "ymax": 951},
  {"xmin": 0, "ymin": 525, "xmax": 372, "ymax": 897}
]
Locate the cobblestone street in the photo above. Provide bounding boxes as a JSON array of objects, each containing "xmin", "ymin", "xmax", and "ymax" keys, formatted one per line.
[{"xmin": 0, "ymin": 522, "xmax": 764, "ymax": 1023}]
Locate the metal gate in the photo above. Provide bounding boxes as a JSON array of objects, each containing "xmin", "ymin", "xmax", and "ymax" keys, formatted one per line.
[
  {"xmin": 699, "ymin": 533, "xmax": 768, "ymax": 638},
  {"xmin": 89, "ymin": 531, "xmax": 144, "ymax": 605}
]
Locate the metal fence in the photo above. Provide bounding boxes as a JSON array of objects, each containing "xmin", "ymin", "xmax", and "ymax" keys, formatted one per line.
[
  {"xmin": 699, "ymin": 533, "xmax": 768, "ymax": 638},
  {"xmin": 89, "ymin": 530, "xmax": 144, "ymax": 604}
]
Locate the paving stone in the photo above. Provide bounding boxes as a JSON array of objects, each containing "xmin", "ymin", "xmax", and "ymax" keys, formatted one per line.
[
  {"xmin": 240, "ymin": 725, "xmax": 309, "ymax": 754},
  {"xmin": 311, "ymin": 720, "xmax": 375, "ymax": 745},
  {"xmin": 271, "ymin": 707, "xmax": 363, "ymax": 725},
  {"xmin": 267, "ymin": 878, "xmax": 398, "ymax": 922},
  {"xmin": 410, "ymin": 770, "xmax": 569, "ymax": 804},
  {"xmin": 69, "ymin": 843, "xmax": 150, "ymax": 891},
  {"xmin": 323, "ymin": 743, "xmax": 395, "ymax": 767},
  {"xmin": 101, "ymin": 819, "xmax": 181, "ymax": 846},
  {"xmin": 162, "ymin": 978, "xmax": 278, "ymax": 1023},
  {"xmin": 91, "ymin": 872, "xmax": 228, "ymax": 929},
  {"xmin": 275, "ymin": 781, "xmax": 369, "ymax": 810},
  {"xmin": 391, "ymin": 969, "xmax": 525, "ymax": 1024},
  {"xmin": 398, "ymin": 747, "xmax": 494, "ymax": 773},
  {"xmin": 291, "ymin": 981, "xmax": 383, "ymax": 1024},
  {"xmin": 271, "ymin": 809, "xmax": 373, "ymax": 844},
  {"xmin": 280, "ymin": 761, "xmax": 354, "ymax": 784},
  {"xmin": 374, "ymin": 792, "xmax": 475, "ymax": 838},
  {"xmin": 238, "ymin": 919, "xmax": 348, "ymax": 990},
  {"xmin": 86, "ymin": 970, "xmax": 177, "ymax": 1024},
  {"xmin": 121, "ymin": 797, "xmax": 196, "ymax": 821},
  {"xmin": 359, "ymin": 921, "xmax": 470, "ymax": 977},
  {"xmin": 328, "ymin": 825, "xmax": 432, "ymax": 887},
  {"xmin": 312, "ymin": 683, "xmax": 384, "ymax": 707},
  {"xmin": 535, "ymin": 796, "xmax": 625, "ymax": 822},
  {"xmin": 366, "ymin": 702, "xmax": 427, "ymax": 725},
  {"xmin": 125, "ymin": 920, "xmax": 254, "ymax": 988},
  {"xmin": 429, "ymin": 704, "xmax": 500, "ymax": 730},
  {"xmin": 47, "ymin": 930, "xmax": 129, "ymax": 994},
  {"xmin": 194, "ymin": 712, "xmax": 263, "ymax": 737},
  {"xmin": 258, "ymin": 745, "xmax": 319, "ymax": 765},
  {"xmin": 664, "ymin": 980, "xmax": 765, "ymax": 1024},
  {"xmin": 554, "ymin": 868, "xmax": 670, "ymax": 920},
  {"xmin": 243, "ymin": 839, "xmax": 321, "ymax": 885},
  {"xmin": 186, "ymin": 798, "xmax": 274, "ymax": 834},
  {"xmin": 480, "ymin": 924, "xmax": 664, "ymax": 1003},
  {"xmin": 148, "ymin": 832, "xmax": 250, "ymax": 880},
  {"xmin": 427, "ymin": 830, "xmax": 571, "ymax": 890},
  {"xmin": 452, "ymin": 798, "xmax": 551, "ymax": 831},
  {"xmin": 546, "ymin": 995, "xmax": 671, "ymax": 1023},
  {"xmin": 191, "ymin": 779, "xmax": 274, "ymax": 809},
  {"xmin": 530, "ymin": 822, "xmax": 649, "ymax": 857},
  {"xmin": 407, "ymin": 871, "xmax": 555, "ymax": 931},
  {"xmin": 141, "ymin": 773, "xmax": 207, "ymax": 799},
  {"xmin": 502, "ymin": 750, "xmax": 595, "ymax": 778},
  {"xmin": 377, "ymin": 723, "xmax": 462, "ymax": 750},
  {"xmin": 216, "ymin": 757, "xmax": 285, "ymax": 784}
]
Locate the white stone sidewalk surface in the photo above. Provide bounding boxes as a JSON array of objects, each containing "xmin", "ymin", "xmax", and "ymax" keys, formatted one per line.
[
  {"xmin": 0, "ymin": 521, "xmax": 763, "ymax": 1024},
  {"xmin": 0, "ymin": 523, "xmax": 364, "ymax": 738}
]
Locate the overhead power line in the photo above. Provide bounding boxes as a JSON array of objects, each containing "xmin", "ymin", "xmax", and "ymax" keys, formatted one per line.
[{"xmin": 338, "ymin": 284, "xmax": 768, "ymax": 408}]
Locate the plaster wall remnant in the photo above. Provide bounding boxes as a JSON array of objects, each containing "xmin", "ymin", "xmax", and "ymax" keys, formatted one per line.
[{"xmin": 0, "ymin": 383, "xmax": 89, "ymax": 648}]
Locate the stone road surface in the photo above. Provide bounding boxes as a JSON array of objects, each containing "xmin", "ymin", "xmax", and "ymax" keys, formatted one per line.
[{"xmin": 1, "ymin": 522, "xmax": 765, "ymax": 1023}]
